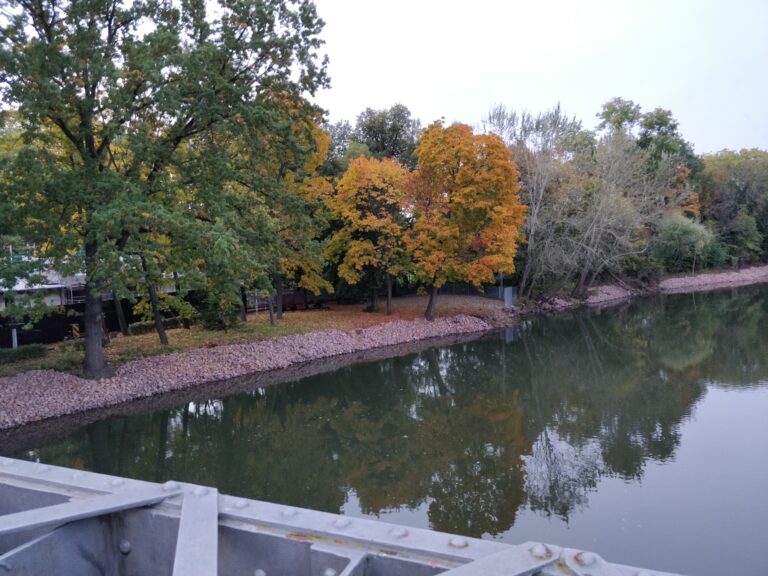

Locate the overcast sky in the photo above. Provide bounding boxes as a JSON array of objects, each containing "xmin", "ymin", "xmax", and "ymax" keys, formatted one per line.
[{"xmin": 311, "ymin": 0, "xmax": 768, "ymax": 154}]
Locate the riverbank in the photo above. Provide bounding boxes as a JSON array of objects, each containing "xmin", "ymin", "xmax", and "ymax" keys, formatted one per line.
[
  {"xmin": 0, "ymin": 314, "xmax": 492, "ymax": 430},
  {"xmin": 2, "ymin": 264, "xmax": 768, "ymax": 431}
]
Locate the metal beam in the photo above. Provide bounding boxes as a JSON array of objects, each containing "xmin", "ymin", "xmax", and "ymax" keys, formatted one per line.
[
  {"xmin": 439, "ymin": 543, "xmax": 560, "ymax": 576},
  {"xmin": 172, "ymin": 487, "xmax": 219, "ymax": 576},
  {"xmin": 0, "ymin": 487, "xmax": 177, "ymax": 536}
]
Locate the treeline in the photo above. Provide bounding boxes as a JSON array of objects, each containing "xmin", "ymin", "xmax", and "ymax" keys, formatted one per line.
[
  {"xmin": 1, "ymin": 0, "xmax": 767, "ymax": 378},
  {"xmin": 0, "ymin": 0, "xmax": 523, "ymax": 377},
  {"xmin": 483, "ymin": 99, "xmax": 768, "ymax": 297}
]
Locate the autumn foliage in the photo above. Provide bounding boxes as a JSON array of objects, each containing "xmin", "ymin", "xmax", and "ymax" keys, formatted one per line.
[
  {"xmin": 327, "ymin": 156, "xmax": 409, "ymax": 314},
  {"xmin": 404, "ymin": 123, "xmax": 526, "ymax": 319}
]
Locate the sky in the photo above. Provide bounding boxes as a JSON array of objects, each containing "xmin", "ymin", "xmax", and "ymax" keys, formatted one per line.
[{"xmin": 311, "ymin": 0, "xmax": 768, "ymax": 154}]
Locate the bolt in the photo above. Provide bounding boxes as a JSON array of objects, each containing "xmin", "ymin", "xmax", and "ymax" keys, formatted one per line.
[
  {"xmin": 233, "ymin": 499, "xmax": 249, "ymax": 509},
  {"xmin": 333, "ymin": 517, "xmax": 351, "ymax": 529},
  {"xmin": 575, "ymin": 551, "xmax": 597, "ymax": 567},
  {"xmin": 254, "ymin": 570, "xmax": 267, "ymax": 576},
  {"xmin": 192, "ymin": 486, "xmax": 209, "ymax": 497},
  {"xmin": 118, "ymin": 540, "xmax": 132, "ymax": 555},
  {"xmin": 281, "ymin": 508, "xmax": 298, "ymax": 518},
  {"xmin": 529, "ymin": 543, "xmax": 551, "ymax": 559},
  {"xmin": 163, "ymin": 481, "xmax": 180, "ymax": 491},
  {"xmin": 389, "ymin": 526, "xmax": 408, "ymax": 538},
  {"xmin": 323, "ymin": 569, "xmax": 338, "ymax": 576},
  {"xmin": 449, "ymin": 537, "xmax": 468, "ymax": 548}
]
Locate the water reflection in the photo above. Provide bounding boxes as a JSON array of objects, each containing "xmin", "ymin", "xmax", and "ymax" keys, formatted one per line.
[{"xmin": 8, "ymin": 286, "xmax": 768, "ymax": 569}]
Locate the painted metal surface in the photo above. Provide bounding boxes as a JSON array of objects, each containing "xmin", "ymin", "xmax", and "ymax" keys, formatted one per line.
[{"xmin": 0, "ymin": 457, "xmax": 685, "ymax": 576}]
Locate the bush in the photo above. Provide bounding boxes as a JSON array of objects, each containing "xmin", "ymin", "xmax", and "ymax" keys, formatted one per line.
[
  {"xmin": 0, "ymin": 343, "xmax": 48, "ymax": 362},
  {"xmin": 652, "ymin": 214, "xmax": 716, "ymax": 273}
]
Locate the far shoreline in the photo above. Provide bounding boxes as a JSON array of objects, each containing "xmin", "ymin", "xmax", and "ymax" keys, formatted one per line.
[{"xmin": 1, "ymin": 264, "xmax": 767, "ymax": 434}]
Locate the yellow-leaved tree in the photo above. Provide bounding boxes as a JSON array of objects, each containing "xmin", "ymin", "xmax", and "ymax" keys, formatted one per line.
[
  {"xmin": 327, "ymin": 156, "xmax": 410, "ymax": 315},
  {"xmin": 405, "ymin": 123, "xmax": 526, "ymax": 320}
]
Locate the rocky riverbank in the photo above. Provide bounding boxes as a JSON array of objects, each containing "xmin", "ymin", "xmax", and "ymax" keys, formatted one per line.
[
  {"xmin": 3, "ymin": 264, "xmax": 768, "ymax": 432},
  {"xmin": 658, "ymin": 264, "xmax": 768, "ymax": 294},
  {"xmin": 0, "ymin": 314, "xmax": 490, "ymax": 430}
]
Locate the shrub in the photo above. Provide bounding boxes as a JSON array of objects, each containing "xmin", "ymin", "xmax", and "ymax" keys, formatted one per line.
[
  {"xmin": 652, "ymin": 214, "xmax": 716, "ymax": 273},
  {"xmin": 0, "ymin": 343, "xmax": 48, "ymax": 362}
]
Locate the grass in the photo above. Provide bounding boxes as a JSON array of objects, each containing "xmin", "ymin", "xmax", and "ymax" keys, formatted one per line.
[{"xmin": 0, "ymin": 295, "xmax": 505, "ymax": 378}]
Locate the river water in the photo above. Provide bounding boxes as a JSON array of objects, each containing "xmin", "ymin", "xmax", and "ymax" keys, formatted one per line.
[{"xmin": 6, "ymin": 286, "xmax": 768, "ymax": 575}]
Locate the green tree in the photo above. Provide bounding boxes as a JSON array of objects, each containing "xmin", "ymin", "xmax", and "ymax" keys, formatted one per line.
[
  {"xmin": 0, "ymin": 0, "xmax": 328, "ymax": 376},
  {"xmin": 652, "ymin": 213, "xmax": 716, "ymax": 273},
  {"xmin": 353, "ymin": 104, "xmax": 421, "ymax": 168}
]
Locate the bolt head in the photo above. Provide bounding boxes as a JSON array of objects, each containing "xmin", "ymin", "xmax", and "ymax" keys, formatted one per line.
[
  {"xmin": 390, "ymin": 526, "xmax": 408, "ymax": 538},
  {"xmin": 322, "ymin": 569, "xmax": 338, "ymax": 576},
  {"xmin": 254, "ymin": 570, "xmax": 267, "ymax": 576},
  {"xmin": 575, "ymin": 551, "xmax": 598, "ymax": 566},
  {"xmin": 234, "ymin": 499, "xmax": 249, "ymax": 509},
  {"xmin": 163, "ymin": 481, "xmax": 180, "ymax": 491},
  {"xmin": 281, "ymin": 508, "xmax": 298, "ymax": 518},
  {"xmin": 192, "ymin": 486, "xmax": 209, "ymax": 497},
  {"xmin": 110, "ymin": 478, "xmax": 125, "ymax": 487},
  {"xmin": 118, "ymin": 540, "xmax": 132, "ymax": 555},
  {"xmin": 530, "ymin": 543, "xmax": 551, "ymax": 559},
  {"xmin": 449, "ymin": 536, "xmax": 468, "ymax": 548},
  {"xmin": 333, "ymin": 517, "xmax": 351, "ymax": 529}
]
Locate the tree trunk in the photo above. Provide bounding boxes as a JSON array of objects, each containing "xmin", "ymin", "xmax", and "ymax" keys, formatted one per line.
[
  {"xmin": 275, "ymin": 276, "xmax": 284, "ymax": 320},
  {"xmin": 267, "ymin": 295, "xmax": 276, "ymax": 326},
  {"xmin": 113, "ymin": 296, "xmax": 129, "ymax": 336},
  {"xmin": 386, "ymin": 273, "xmax": 393, "ymax": 316},
  {"xmin": 370, "ymin": 283, "xmax": 379, "ymax": 312},
  {"xmin": 303, "ymin": 289, "xmax": 310, "ymax": 310},
  {"xmin": 83, "ymin": 241, "xmax": 110, "ymax": 379},
  {"xmin": 425, "ymin": 285, "xmax": 438, "ymax": 321},
  {"xmin": 147, "ymin": 281, "xmax": 169, "ymax": 346},
  {"xmin": 239, "ymin": 285, "xmax": 248, "ymax": 322}
]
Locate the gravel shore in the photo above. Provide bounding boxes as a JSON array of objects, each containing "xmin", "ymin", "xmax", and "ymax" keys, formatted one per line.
[
  {"xmin": 658, "ymin": 264, "xmax": 768, "ymax": 294},
  {"xmin": 0, "ymin": 314, "xmax": 490, "ymax": 430}
]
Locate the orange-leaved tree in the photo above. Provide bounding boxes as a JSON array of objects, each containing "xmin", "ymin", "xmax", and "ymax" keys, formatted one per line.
[
  {"xmin": 405, "ymin": 123, "xmax": 526, "ymax": 320},
  {"xmin": 326, "ymin": 156, "xmax": 410, "ymax": 315}
]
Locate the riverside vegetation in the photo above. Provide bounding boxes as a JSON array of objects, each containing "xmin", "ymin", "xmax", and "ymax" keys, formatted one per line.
[{"xmin": 1, "ymin": 0, "xmax": 768, "ymax": 381}]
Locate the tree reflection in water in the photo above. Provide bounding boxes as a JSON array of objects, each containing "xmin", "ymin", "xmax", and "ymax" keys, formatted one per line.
[{"xmin": 12, "ymin": 286, "xmax": 768, "ymax": 539}]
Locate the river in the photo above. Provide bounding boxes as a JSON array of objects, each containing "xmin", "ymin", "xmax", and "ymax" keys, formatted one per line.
[{"xmin": 5, "ymin": 285, "xmax": 768, "ymax": 575}]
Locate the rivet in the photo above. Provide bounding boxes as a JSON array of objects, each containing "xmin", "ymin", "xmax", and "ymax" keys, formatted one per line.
[
  {"xmin": 37, "ymin": 465, "xmax": 51, "ymax": 474},
  {"xmin": 118, "ymin": 539, "xmax": 132, "ymax": 555},
  {"xmin": 281, "ymin": 508, "xmax": 298, "ymax": 518},
  {"xmin": 389, "ymin": 526, "xmax": 408, "ymax": 538},
  {"xmin": 575, "ymin": 551, "xmax": 597, "ymax": 566},
  {"xmin": 192, "ymin": 486, "xmax": 209, "ymax": 497},
  {"xmin": 530, "ymin": 543, "xmax": 551, "ymax": 559},
  {"xmin": 110, "ymin": 478, "xmax": 125, "ymax": 487},
  {"xmin": 163, "ymin": 481, "xmax": 180, "ymax": 491},
  {"xmin": 322, "ymin": 569, "xmax": 338, "ymax": 576},
  {"xmin": 449, "ymin": 537, "xmax": 468, "ymax": 548},
  {"xmin": 234, "ymin": 499, "xmax": 249, "ymax": 509},
  {"xmin": 333, "ymin": 517, "xmax": 351, "ymax": 529},
  {"xmin": 254, "ymin": 569, "xmax": 267, "ymax": 576}
]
